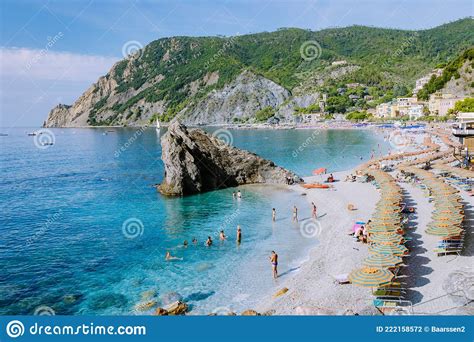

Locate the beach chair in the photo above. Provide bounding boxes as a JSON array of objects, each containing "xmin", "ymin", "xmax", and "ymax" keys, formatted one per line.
[
  {"xmin": 373, "ymin": 299, "xmax": 413, "ymax": 315},
  {"xmin": 433, "ymin": 247, "xmax": 463, "ymax": 256},
  {"xmin": 333, "ymin": 274, "xmax": 350, "ymax": 284}
]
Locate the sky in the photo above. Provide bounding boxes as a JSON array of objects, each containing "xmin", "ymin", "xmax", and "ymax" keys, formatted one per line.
[{"xmin": 0, "ymin": 0, "xmax": 472, "ymax": 127}]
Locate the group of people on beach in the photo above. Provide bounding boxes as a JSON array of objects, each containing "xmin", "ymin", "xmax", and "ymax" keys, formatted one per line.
[{"xmin": 165, "ymin": 190, "xmax": 319, "ymax": 280}]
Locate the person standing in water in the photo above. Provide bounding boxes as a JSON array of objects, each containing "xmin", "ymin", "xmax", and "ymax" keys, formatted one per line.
[
  {"xmin": 206, "ymin": 236, "xmax": 213, "ymax": 247},
  {"xmin": 272, "ymin": 208, "xmax": 276, "ymax": 222},
  {"xmin": 219, "ymin": 230, "xmax": 227, "ymax": 240},
  {"xmin": 311, "ymin": 202, "xmax": 317, "ymax": 219},
  {"xmin": 269, "ymin": 251, "xmax": 278, "ymax": 279},
  {"xmin": 292, "ymin": 205, "xmax": 298, "ymax": 222},
  {"xmin": 237, "ymin": 190, "xmax": 242, "ymax": 199},
  {"xmin": 236, "ymin": 225, "xmax": 242, "ymax": 244}
]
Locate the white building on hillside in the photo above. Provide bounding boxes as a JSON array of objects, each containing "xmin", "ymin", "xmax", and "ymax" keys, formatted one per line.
[{"xmin": 413, "ymin": 69, "xmax": 443, "ymax": 95}]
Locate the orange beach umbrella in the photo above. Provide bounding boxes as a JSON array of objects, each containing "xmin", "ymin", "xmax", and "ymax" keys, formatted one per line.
[{"xmin": 312, "ymin": 167, "xmax": 327, "ymax": 175}]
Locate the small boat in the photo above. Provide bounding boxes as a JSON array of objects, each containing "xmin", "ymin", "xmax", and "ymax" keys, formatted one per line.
[
  {"xmin": 27, "ymin": 132, "xmax": 36, "ymax": 136},
  {"xmin": 301, "ymin": 183, "xmax": 331, "ymax": 189},
  {"xmin": 156, "ymin": 119, "xmax": 161, "ymax": 130}
]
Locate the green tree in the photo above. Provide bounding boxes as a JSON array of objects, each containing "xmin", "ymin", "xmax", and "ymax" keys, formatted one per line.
[{"xmin": 454, "ymin": 98, "xmax": 474, "ymax": 112}]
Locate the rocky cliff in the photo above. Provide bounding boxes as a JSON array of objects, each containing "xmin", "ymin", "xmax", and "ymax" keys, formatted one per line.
[
  {"xmin": 43, "ymin": 19, "xmax": 473, "ymax": 127},
  {"xmin": 158, "ymin": 122, "xmax": 302, "ymax": 196},
  {"xmin": 178, "ymin": 70, "xmax": 290, "ymax": 125}
]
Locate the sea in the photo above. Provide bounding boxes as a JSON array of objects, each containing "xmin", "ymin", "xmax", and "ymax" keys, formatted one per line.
[{"xmin": 0, "ymin": 126, "xmax": 389, "ymax": 315}]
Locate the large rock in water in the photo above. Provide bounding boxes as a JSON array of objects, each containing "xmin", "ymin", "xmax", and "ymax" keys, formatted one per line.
[{"xmin": 158, "ymin": 122, "xmax": 302, "ymax": 196}]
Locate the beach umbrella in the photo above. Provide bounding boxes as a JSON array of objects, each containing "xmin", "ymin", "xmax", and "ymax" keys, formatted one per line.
[
  {"xmin": 369, "ymin": 243, "xmax": 408, "ymax": 256},
  {"xmin": 348, "ymin": 267, "xmax": 394, "ymax": 287},
  {"xmin": 425, "ymin": 226, "xmax": 463, "ymax": 236},
  {"xmin": 312, "ymin": 167, "xmax": 327, "ymax": 175},
  {"xmin": 369, "ymin": 233, "xmax": 404, "ymax": 245},
  {"xmin": 363, "ymin": 254, "xmax": 403, "ymax": 269}
]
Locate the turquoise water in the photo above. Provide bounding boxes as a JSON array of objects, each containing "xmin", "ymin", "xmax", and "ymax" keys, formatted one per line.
[{"xmin": 0, "ymin": 127, "xmax": 387, "ymax": 315}]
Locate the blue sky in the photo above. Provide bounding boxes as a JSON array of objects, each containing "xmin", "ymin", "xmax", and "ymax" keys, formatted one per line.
[{"xmin": 0, "ymin": 0, "xmax": 472, "ymax": 127}]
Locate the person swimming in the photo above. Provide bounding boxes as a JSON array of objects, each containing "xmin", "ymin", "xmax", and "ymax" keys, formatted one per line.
[
  {"xmin": 165, "ymin": 251, "xmax": 181, "ymax": 261},
  {"xmin": 236, "ymin": 225, "xmax": 242, "ymax": 244},
  {"xmin": 183, "ymin": 240, "xmax": 188, "ymax": 248},
  {"xmin": 219, "ymin": 230, "xmax": 227, "ymax": 240},
  {"xmin": 206, "ymin": 236, "xmax": 213, "ymax": 247},
  {"xmin": 192, "ymin": 238, "xmax": 197, "ymax": 245},
  {"xmin": 272, "ymin": 208, "xmax": 276, "ymax": 222},
  {"xmin": 269, "ymin": 251, "xmax": 278, "ymax": 279}
]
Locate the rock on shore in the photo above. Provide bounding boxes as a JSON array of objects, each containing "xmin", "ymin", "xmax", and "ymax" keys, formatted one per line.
[{"xmin": 158, "ymin": 121, "xmax": 302, "ymax": 196}]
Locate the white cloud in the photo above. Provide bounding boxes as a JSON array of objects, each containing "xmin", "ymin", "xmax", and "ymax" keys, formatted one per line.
[
  {"xmin": 0, "ymin": 48, "xmax": 119, "ymax": 127},
  {"xmin": 0, "ymin": 47, "xmax": 119, "ymax": 82}
]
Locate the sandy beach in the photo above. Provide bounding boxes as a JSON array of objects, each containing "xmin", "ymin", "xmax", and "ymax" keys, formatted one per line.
[{"xmin": 255, "ymin": 126, "xmax": 473, "ymax": 316}]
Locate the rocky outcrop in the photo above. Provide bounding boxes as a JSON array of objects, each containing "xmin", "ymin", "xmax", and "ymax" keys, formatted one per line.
[
  {"xmin": 179, "ymin": 70, "xmax": 290, "ymax": 125},
  {"xmin": 158, "ymin": 121, "xmax": 302, "ymax": 196}
]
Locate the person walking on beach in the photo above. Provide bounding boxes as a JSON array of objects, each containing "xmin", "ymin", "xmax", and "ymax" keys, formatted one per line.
[
  {"xmin": 272, "ymin": 208, "xmax": 276, "ymax": 222},
  {"xmin": 292, "ymin": 205, "xmax": 298, "ymax": 222},
  {"xmin": 236, "ymin": 225, "xmax": 242, "ymax": 244},
  {"xmin": 269, "ymin": 251, "xmax": 278, "ymax": 279},
  {"xmin": 311, "ymin": 202, "xmax": 317, "ymax": 219}
]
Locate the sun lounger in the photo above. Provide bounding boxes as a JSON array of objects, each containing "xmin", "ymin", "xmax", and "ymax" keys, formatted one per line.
[
  {"xmin": 433, "ymin": 247, "xmax": 462, "ymax": 256},
  {"xmin": 333, "ymin": 274, "xmax": 350, "ymax": 284},
  {"xmin": 373, "ymin": 299, "xmax": 413, "ymax": 315}
]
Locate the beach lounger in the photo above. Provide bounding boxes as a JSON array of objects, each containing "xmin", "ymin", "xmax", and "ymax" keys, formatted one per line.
[
  {"xmin": 373, "ymin": 299, "xmax": 413, "ymax": 315},
  {"xmin": 333, "ymin": 274, "xmax": 350, "ymax": 284},
  {"xmin": 433, "ymin": 247, "xmax": 463, "ymax": 256}
]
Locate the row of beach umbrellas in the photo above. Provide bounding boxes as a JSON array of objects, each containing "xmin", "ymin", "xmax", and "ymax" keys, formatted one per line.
[
  {"xmin": 399, "ymin": 166, "xmax": 465, "ymax": 240},
  {"xmin": 348, "ymin": 169, "xmax": 407, "ymax": 287}
]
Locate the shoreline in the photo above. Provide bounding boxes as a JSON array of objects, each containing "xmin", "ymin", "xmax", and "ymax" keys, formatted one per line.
[{"xmin": 250, "ymin": 127, "xmax": 473, "ymax": 316}]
